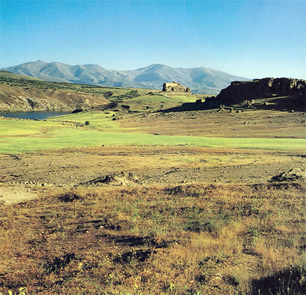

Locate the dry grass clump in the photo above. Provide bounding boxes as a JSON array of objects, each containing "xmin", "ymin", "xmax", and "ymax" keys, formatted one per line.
[{"xmin": 0, "ymin": 182, "xmax": 305, "ymax": 294}]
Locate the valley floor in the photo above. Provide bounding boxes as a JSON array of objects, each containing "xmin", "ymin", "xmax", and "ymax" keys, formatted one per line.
[
  {"xmin": 0, "ymin": 108, "xmax": 305, "ymax": 294},
  {"xmin": 0, "ymin": 146, "xmax": 305, "ymax": 192}
]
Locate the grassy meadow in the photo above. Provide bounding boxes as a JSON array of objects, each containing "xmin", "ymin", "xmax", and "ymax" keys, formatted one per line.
[{"xmin": 1, "ymin": 111, "xmax": 306, "ymax": 154}]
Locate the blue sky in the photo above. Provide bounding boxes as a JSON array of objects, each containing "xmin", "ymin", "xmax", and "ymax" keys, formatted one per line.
[{"xmin": 0, "ymin": 0, "xmax": 305, "ymax": 79}]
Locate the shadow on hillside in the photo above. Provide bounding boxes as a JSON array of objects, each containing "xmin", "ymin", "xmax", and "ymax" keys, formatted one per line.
[
  {"xmin": 157, "ymin": 101, "xmax": 215, "ymax": 113},
  {"xmin": 262, "ymin": 95, "xmax": 306, "ymax": 112},
  {"xmin": 158, "ymin": 95, "xmax": 305, "ymax": 113}
]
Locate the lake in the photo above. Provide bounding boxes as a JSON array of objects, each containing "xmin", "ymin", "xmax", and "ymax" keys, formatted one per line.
[{"xmin": 0, "ymin": 112, "xmax": 70, "ymax": 120}]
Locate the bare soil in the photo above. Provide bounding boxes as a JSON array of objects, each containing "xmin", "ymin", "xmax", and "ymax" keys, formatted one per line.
[
  {"xmin": 0, "ymin": 185, "xmax": 38, "ymax": 205},
  {"xmin": 1, "ymin": 145, "xmax": 305, "ymax": 205},
  {"xmin": 120, "ymin": 109, "xmax": 306, "ymax": 138}
]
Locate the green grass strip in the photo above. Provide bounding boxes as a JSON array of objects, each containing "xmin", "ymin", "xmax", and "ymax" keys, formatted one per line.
[{"xmin": 1, "ymin": 126, "xmax": 305, "ymax": 154}]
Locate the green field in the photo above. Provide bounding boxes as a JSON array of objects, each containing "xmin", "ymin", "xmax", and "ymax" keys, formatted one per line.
[{"xmin": 1, "ymin": 112, "xmax": 305, "ymax": 154}]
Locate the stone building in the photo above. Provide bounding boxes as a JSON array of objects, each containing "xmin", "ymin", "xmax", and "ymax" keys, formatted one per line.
[{"xmin": 162, "ymin": 81, "xmax": 191, "ymax": 93}]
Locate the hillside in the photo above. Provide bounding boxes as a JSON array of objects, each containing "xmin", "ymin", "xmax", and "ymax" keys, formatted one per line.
[
  {"xmin": 0, "ymin": 71, "xmax": 111, "ymax": 112},
  {"xmin": 0, "ymin": 71, "xmax": 202, "ymax": 112},
  {"xmin": 2, "ymin": 61, "xmax": 249, "ymax": 95}
]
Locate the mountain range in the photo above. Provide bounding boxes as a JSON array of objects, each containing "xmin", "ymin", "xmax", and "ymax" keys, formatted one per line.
[{"xmin": 2, "ymin": 61, "xmax": 249, "ymax": 95}]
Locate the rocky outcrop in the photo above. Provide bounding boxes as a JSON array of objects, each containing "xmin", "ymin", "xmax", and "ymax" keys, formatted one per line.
[
  {"xmin": 199, "ymin": 78, "xmax": 306, "ymax": 111},
  {"xmin": 214, "ymin": 78, "xmax": 305, "ymax": 110},
  {"xmin": 217, "ymin": 77, "xmax": 305, "ymax": 103},
  {"xmin": 81, "ymin": 172, "xmax": 140, "ymax": 186},
  {"xmin": 163, "ymin": 81, "xmax": 191, "ymax": 93},
  {"xmin": 271, "ymin": 168, "xmax": 306, "ymax": 182}
]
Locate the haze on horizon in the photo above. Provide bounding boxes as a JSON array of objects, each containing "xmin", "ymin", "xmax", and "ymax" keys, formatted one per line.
[{"xmin": 0, "ymin": 0, "xmax": 305, "ymax": 80}]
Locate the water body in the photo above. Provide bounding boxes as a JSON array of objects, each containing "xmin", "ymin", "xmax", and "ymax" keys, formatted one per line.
[{"xmin": 0, "ymin": 112, "xmax": 70, "ymax": 120}]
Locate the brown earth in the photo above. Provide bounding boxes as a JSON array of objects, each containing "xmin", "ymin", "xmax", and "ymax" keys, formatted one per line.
[
  {"xmin": 119, "ymin": 109, "xmax": 306, "ymax": 138},
  {"xmin": 0, "ymin": 185, "xmax": 38, "ymax": 205},
  {"xmin": 1, "ymin": 145, "xmax": 305, "ymax": 205}
]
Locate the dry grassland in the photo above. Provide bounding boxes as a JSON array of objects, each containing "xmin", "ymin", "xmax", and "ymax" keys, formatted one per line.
[{"xmin": 1, "ymin": 182, "xmax": 305, "ymax": 294}]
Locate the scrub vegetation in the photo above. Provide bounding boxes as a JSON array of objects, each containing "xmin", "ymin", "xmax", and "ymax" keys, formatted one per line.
[{"xmin": 1, "ymin": 183, "xmax": 305, "ymax": 294}]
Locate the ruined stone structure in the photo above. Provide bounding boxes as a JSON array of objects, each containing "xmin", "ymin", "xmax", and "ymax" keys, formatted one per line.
[
  {"xmin": 216, "ymin": 77, "xmax": 305, "ymax": 105},
  {"xmin": 163, "ymin": 81, "xmax": 191, "ymax": 93}
]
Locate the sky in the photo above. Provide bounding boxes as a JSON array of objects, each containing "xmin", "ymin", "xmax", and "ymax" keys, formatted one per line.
[{"xmin": 0, "ymin": 0, "xmax": 305, "ymax": 79}]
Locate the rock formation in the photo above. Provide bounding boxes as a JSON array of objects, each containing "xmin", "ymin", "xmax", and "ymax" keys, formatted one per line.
[
  {"xmin": 163, "ymin": 81, "xmax": 191, "ymax": 93},
  {"xmin": 203, "ymin": 77, "xmax": 305, "ymax": 111},
  {"xmin": 271, "ymin": 168, "xmax": 306, "ymax": 182},
  {"xmin": 217, "ymin": 77, "xmax": 305, "ymax": 105}
]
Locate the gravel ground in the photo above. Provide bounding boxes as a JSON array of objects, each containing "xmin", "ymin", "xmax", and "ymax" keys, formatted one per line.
[{"xmin": 1, "ymin": 146, "xmax": 305, "ymax": 205}]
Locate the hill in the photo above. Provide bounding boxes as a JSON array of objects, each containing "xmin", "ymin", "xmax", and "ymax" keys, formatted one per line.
[
  {"xmin": 2, "ymin": 61, "xmax": 249, "ymax": 95},
  {"xmin": 0, "ymin": 71, "xmax": 110, "ymax": 112},
  {"xmin": 0, "ymin": 71, "xmax": 201, "ymax": 112}
]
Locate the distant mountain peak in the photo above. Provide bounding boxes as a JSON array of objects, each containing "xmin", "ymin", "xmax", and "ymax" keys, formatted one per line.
[{"xmin": 2, "ymin": 61, "xmax": 250, "ymax": 94}]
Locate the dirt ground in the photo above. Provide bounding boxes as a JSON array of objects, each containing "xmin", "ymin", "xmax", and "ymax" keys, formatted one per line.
[
  {"xmin": 1, "ymin": 145, "xmax": 305, "ymax": 205},
  {"xmin": 0, "ymin": 185, "xmax": 38, "ymax": 205},
  {"xmin": 120, "ymin": 109, "xmax": 306, "ymax": 138}
]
